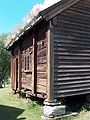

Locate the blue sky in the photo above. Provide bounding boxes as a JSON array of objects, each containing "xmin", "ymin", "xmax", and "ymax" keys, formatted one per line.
[{"xmin": 0, "ymin": 0, "xmax": 44, "ymax": 34}]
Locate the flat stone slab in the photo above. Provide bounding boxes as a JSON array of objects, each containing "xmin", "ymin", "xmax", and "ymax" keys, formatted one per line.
[
  {"xmin": 43, "ymin": 105, "xmax": 66, "ymax": 118},
  {"xmin": 42, "ymin": 112, "xmax": 78, "ymax": 120},
  {"xmin": 44, "ymin": 101, "xmax": 61, "ymax": 106}
]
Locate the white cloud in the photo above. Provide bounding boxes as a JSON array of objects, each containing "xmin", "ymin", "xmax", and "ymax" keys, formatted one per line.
[
  {"xmin": 23, "ymin": 0, "xmax": 61, "ymax": 23},
  {"xmin": 43, "ymin": 0, "xmax": 61, "ymax": 9},
  {"xmin": 23, "ymin": 4, "xmax": 44, "ymax": 24}
]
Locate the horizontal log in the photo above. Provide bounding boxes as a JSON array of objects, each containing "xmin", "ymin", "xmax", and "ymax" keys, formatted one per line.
[
  {"xmin": 54, "ymin": 72, "xmax": 90, "ymax": 77},
  {"xmin": 37, "ymin": 65, "xmax": 47, "ymax": 72},
  {"xmin": 37, "ymin": 78, "xmax": 46, "ymax": 86},
  {"xmin": 54, "ymin": 26, "xmax": 90, "ymax": 36},
  {"xmin": 54, "ymin": 84, "xmax": 90, "ymax": 91},
  {"xmin": 54, "ymin": 69, "xmax": 90, "ymax": 73},
  {"xmin": 58, "ymin": 13, "xmax": 90, "ymax": 25},
  {"xmin": 62, "ymin": 10, "xmax": 90, "ymax": 21},
  {"xmin": 54, "ymin": 52, "xmax": 90, "ymax": 57},
  {"xmin": 54, "ymin": 79, "xmax": 90, "ymax": 86},
  {"xmin": 55, "ymin": 31, "xmax": 90, "ymax": 40},
  {"xmin": 54, "ymin": 37, "xmax": 90, "ymax": 45},
  {"xmin": 77, "ymin": 1, "xmax": 90, "ymax": 8},
  {"xmin": 54, "ymin": 46, "xmax": 90, "ymax": 51},
  {"xmin": 69, "ymin": 7, "xmax": 90, "ymax": 16},
  {"xmin": 54, "ymin": 89, "xmax": 90, "ymax": 98},
  {"xmin": 22, "ymin": 82, "xmax": 32, "ymax": 90},
  {"xmin": 57, "ymin": 19, "xmax": 90, "ymax": 31},
  {"xmin": 54, "ymin": 87, "xmax": 90, "ymax": 94},
  {"xmin": 37, "ymin": 85, "xmax": 46, "ymax": 93},
  {"xmin": 21, "ymin": 79, "xmax": 32, "ymax": 83},
  {"xmin": 54, "ymin": 60, "xmax": 90, "ymax": 65},
  {"xmin": 37, "ymin": 47, "xmax": 46, "ymax": 57},
  {"xmin": 54, "ymin": 40, "xmax": 90, "ymax": 47},
  {"xmin": 37, "ymin": 72, "xmax": 47, "ymax": 79},
  {"xmin": 54, "ymin": 76, "xmax": 90, "ymax": 81},
  {"xmin": 54, "ymin": 70, "xmax": 90, "ymax": 75},
  {"xmin": 54, "ymin": 55, "xmax": 90, "ymax": 60},
  {"xmin": 37, "ymin": 56, "xmax": 47, "ymax": 64},
  {"xmin": 56, "ymin": 22, "xmax": 90, "ymax": 33},
  {"xmin": 54, "ymin": 47, "xmax": 90, "ymax": 54}
]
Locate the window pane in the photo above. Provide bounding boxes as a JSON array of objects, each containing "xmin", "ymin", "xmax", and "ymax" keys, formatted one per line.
[
  {"xmin": 25, "ymin": 57, "xmax": 27, "ymax": 70},
  {"xmin": 24, "ymin": 55, "xmax": 30, "ymax": 71},
  {"xmin": 27, "ymin": 56, "xmax": 29, "ymax": 70}
]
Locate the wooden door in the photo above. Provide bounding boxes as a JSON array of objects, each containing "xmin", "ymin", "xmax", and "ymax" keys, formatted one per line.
[{"xmin": 11, "ymin": 57, "xmax": 18, "ymax": 91}]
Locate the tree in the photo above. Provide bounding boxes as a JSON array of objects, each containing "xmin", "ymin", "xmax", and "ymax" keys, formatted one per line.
[{"xmin": 0, "ymin": 34, "xmax": 11, "ymax": 87}]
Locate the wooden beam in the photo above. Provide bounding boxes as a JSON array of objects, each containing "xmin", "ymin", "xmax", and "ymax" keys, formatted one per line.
[
  {"xmin": 11, "ymin": 58, "xmax": 13, "ymax": 89},
  {"xmin": 47, "ymin": 20, "xmax": 54, "ymax": 102},
  {"xmin": 14, "ymin": 58, "xmax": 17, "ymax": 90},
  {"xmin": 32, "ymin": 30, "xmax": 37, "ymax": 95},
  {"xmin": 18, "ymin": 40, "xmax": 22, "ymax": 91}
]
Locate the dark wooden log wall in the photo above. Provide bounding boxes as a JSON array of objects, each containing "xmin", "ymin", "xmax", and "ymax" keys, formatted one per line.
[
  {"xmin": 22, "ymin": 34, "xmax": 33, "ymax": 90},
  {"xmin": 11, "ymin": 21, "xmax": 47, "ymax": 97},
  {"xmin": 54, "ymin": 0, "xmax": 90, "ymax": 98},
  {"xmin": 36, "ymin": 23, "xmax": 47, "ymax": 95}
]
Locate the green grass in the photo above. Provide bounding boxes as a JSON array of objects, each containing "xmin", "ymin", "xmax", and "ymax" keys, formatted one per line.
[
  {"xmin": 1, "ymin": 86, "xmax": 90, "ymax": 120},
  {"xmin": 63, "ymin": 108, "xmax": 90, "ymax": 120},
  {"xmin": 0, "ymin": 86, "xmax": 43, "ymax": 120}
]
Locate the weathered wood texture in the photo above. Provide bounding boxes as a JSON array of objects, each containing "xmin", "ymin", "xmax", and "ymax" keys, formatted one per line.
[
  {"xmin": 18, "ymin": 41, "xmax": 22, "ymax": 91},
  {"xmin": 11, "ymin": 43, "xmax": 18, "ymax": 90},
  {"xmin": 46, "ymin": 21, "xmax": 54, "ymax": 102},
  {"xmin": 36, "ymin": 23, "xmax": 47, "ymax": 94},
  {"xmin": 40, "ymin": 0, "xmax": 80, "ymax": 21},
  {"xmin": 11, "ymin": 58, "xmax": 15, "ymax": 90},
  {"xmin": 11, "ymin": 57, "xmax": 18, "ymax": 90},
  {"xmin": 32, "ymin": 32, "xmax": 37, "ymax": 95},
  {"xmin": 54, "ymin": 0, "xmax": 90, "ymax": 98},
  {"xmin": 11, "ymin": 21, "xmax": 47, "ymax": 98},
  {"xmin": 21, "ymin": 34, "xmax": 33, "ymax": 90}
]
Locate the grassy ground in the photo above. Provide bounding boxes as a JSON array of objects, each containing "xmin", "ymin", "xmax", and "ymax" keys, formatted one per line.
[
  {"xmin": 0, "ymin": 85, "xmax": 43, "ymax": 120},
  {"xmin": 65, "ymin": 109, "xmax": 90, "ymax": 120},
  {"xmin": 0, "ymin": 85, "xmax": 90, "ymax": 120}
]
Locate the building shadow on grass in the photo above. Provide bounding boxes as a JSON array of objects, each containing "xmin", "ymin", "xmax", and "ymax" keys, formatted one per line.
[{"xmin": 0, "ymin": 105, "xmax": 26, "ymax": 120}]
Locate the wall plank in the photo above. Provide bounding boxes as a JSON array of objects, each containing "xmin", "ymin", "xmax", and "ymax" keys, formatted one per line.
[{"xmin": 54, "ymin": 0, "xmax": 90, "ymax": 98}]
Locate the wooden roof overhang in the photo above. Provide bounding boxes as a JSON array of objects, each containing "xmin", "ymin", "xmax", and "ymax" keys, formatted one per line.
[
  {"xmin": 6, "ymin": 16, "xmax": 43, "ymax": 50},
  {"xmin": 6, "ymin": 0, "xmax": 81, "ymax": 50}
]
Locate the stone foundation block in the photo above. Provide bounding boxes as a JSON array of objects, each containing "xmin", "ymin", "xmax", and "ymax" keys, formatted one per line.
[{"xmin": 43, "ymin": 105, "xmax": 65, "ymax": 118}]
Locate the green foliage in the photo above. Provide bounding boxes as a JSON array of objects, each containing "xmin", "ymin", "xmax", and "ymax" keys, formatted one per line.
[
  {"xmin": 0, "ymin": 33, "xmax": 11, "ymax": 86},
  {"xmin": 28, "ymin": 101, "xmax": 42, "ymax": 109},
  {"xmin": 28, "ymin": 101, "xmax": 43, "ymax": 118}
]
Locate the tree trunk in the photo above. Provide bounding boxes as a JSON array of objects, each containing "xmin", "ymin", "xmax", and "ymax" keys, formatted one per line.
[
  {"xmin": 0, "ymin": 81, "xmax": 2, "ymax": 88},
  {"xmin": 3, "ymin": 79, "xmax": 5, "ymax": 88}
]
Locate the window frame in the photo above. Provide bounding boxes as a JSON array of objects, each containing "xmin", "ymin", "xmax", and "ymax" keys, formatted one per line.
[{"xmin": 24, "ymin": 55, "xmax": 30, "ymax": 72}]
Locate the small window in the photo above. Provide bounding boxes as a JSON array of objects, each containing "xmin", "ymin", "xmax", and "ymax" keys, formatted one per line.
[{"xmin": 24, "ymin": 55, "xmax": 30, "ymax": 72}]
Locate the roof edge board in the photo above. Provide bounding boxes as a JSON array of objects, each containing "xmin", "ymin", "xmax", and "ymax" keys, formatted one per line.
[
  {"xmin": 40, "ymin": 0, "xmax": 80, "ymax": 21},
  {"xmin": 6, "ymin": 16, "xmax": 43, "ymax": 49},
  {"xmin": 6, "ymin": 0, "xmax": 81, "ymax": 49}
]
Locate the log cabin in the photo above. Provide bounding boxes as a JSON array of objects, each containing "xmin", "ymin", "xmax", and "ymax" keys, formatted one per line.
[{"xmin": 6, "ymin": 0, "xmax": 90, "ymax": 115}]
